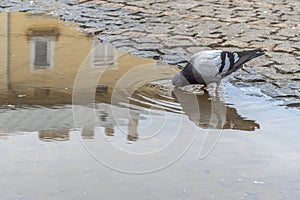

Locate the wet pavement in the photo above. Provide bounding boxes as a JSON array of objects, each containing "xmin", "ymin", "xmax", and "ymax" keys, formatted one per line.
[
  {"xmin": 0, "ymin": 0, "xmax": 299, "ymax": 108},
  {"xmin": 0, "ymin": 12, "xmax": 299, "ymax": 199}
]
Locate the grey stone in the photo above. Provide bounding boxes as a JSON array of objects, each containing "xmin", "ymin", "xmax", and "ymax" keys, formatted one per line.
[
  {"xmin": 277, "ymin": 28, "xmax": 299, "ymax": 38},
  {"xmin": 61, "ymin": 0, "xmax": 78, "ymax": 5},
  {"xmin": 234, "ymin": 73, "xmax": 266, "ymax": 83},
  {"xmin": 274, "ymin": 65, "xmax": 300, "ymax": 74},
  {"xmin": 194, "ymin": 38, "xmax": 223, "ymax": 47},
  {"xmin": 221, "ymin": 40, "xmax": 250, "ymax": 48},
  {"xmin": 98, "ymin": 34, "xmax": 130, "ymax": 42},
  {"xmin": 132, "ymin": 37, "xmax": 160, "ymax": 43},
  {"xmin": 273, "ymin": 45, "xmax": 296, "ymax": 53},
  {"xmin": 131, "ymin": 51, "xmax": 161, "ymax": 59},
  {"xmin": 161, "ymin": 54, "xmax": 188, "ymax": 65},
  {"xmin": 117, "ymin": 46, "xmax": 137, "ymax": 53},
  {"xmin": 167, "ymin": 2, "xmax": 200, "ymax": 10},
  {"xmin": 258, "ymin": 83, "xmax": 291, "ymax": 98},
  {"xmin": 145, "ymin": 25, "xmax": 173, "ymax": 34},
  {"xmin": 268, "ymin": 52, "xmax": 299, "ymax": 65},
  {"xmin": 281, "ymin": 100, "xmax": 300, "ymax": 108},
  {"xmin": 159, "ymin": 47, "xmax": 188, "ymax": 56},
  {"xmin": 133, "ymin": 43, "xmax": 164, "ymax": 51},
  {"xmin": 111, "ymin": 40, "xmax": 135, "ymax": 48},
  {"xmin": 268, "ymin": 35, "xmax": 288, "ymax": 41},
  {"xmin": 186, "ymin": 46, "xmax": 212, "ymax": 54},
  {"xmin": 162, "ymin": 37, "xmax": 194, "ymax": 48},
  {"xmin": 247, "ymin": 57, "xmax": 275, "ymax": 68}
]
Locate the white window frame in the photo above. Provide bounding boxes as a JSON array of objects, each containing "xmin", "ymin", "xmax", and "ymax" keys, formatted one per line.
[{"xmin": 91, "ymin": 39, "xmax": 118, "ymax": 70}]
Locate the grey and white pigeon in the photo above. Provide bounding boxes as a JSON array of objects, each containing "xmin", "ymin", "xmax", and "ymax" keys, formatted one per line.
[{"xmin": 172, "ymin": 49, "xmax": 265, "ymax": 88}]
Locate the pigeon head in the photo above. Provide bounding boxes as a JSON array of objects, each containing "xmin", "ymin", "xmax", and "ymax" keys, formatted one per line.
[
  {"xmin": 172, "ymin": 72, "xmax": 190, "ymax": 88},
  {"xmin": 235, "ymin": 49, "xmax": 265, "ymax": 65}
]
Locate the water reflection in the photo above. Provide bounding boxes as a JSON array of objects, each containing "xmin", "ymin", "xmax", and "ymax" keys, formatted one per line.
[
  {"xmin": 39, "ymin": 130, "xmax": 69, "ymax": 142},
  {"xmin": 172, "ymin": 89, "xmax": 260, "ymax": 131},
  {"xmin": 0, "ymin": 12, "xmax": 259, "ymax": 143}
]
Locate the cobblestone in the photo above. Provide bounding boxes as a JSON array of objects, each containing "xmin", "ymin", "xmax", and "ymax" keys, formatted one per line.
[{"xmin": 0, "ymin": 0, "xmax": 299, "ymax": 107}]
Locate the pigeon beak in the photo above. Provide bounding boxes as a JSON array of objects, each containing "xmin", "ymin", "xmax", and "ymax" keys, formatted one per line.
[
  {"xmin": 255, "ymin": 49, "xmax": 265, "ymax": 56},
  {"xmin": 248, "ymin": 49, "xmax": 265, "ymax": 60}
]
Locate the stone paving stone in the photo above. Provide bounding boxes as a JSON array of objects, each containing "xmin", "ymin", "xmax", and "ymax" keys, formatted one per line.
[
  {"xmin": 277, "ymin": 27, "xmax": 299, "ymax": 38},
  {"xmin": 131, "ymin": 50, "xmax": 161, "ymax": 58},
  {"xmin": 249, "ymin": 41, "xmax": 277, "ymax": 51},
  {"xmin": 186, "ymin": 46, "xmax": 212, "ymax": 54},
  {"xmin": 273, "ymin": 45, "xmax": 296, "ymax": 54},
  {"xmin": 162, "ymin": 37, "xmax": 194, "ymax": 48},
  {"xmin": 61, "ymin": 0, "xmax": 79, "ymax": 5},
  {"xmin": 221, "ymin": 40, "xmax": 250, "ymax": 48},
  {"xmin": 165, "ymin": 2, "xmax": 200, "ymax": 10},
  {"xmin": 133, "ymin": 43, "xmax": 164, "ymax": 51},
  {"xmin": 117, "ymin": 46, "xmax": 137, "ymax": 53},
  {"xmin": 131, "ymin": 36, "xmax": 160, "ymax": 43},
  {"xmin": 160, "ymin": 54, "xmax": 188, "ymax": 65},
  {"xmin": 234, "ymin": 73, "xmax": 267, "ymax": 83},
  {"xmin": 274, "ymin": 65, "xmax": 300, "ymax": 74},
  {"xmin": 257, "ymin": 66, "xmax": 300, "ymax": 82},
  {"xmin": 144, "ymin": 26, "xmax": 173, "ymax": 34},
  {"xmin": 98, "ymin": 34, "xmax": 130, "ymax": 42},
  {"xmin": 111, "ymin": 39, "xmax": 136, "ymax": 48},
  {"xmin": 258, "ymin": 83, "xmax": 292, "ymax": 98},
  {"xmin": 267, "ymin": 52, "xmax": 299, "ymax": 65},
  {"xmin": 238, "ymin": 30, "xmax": 270, "ymax": 42},
  {"xmin": 159, "ymin": 47, "xmax": 188, "ymax": 55},
  {"xmin": 268, "ymin": 35, "xmax": 288, "ymax": 41},
  {"xmin": 247, "ymin": 58, "xmax": 275, "ymax": 68},
  {"xmin": 194, "ymin": 38, "xmax": 223, "ymax": 47},
  {"xmin": 293, "ymin": 42, "xmax": 300, "ymax": 50}
]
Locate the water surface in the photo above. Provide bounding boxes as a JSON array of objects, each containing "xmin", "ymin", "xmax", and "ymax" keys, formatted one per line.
[{"xmin": 0, "ymin": 12, "xmax": 299, "ymax": 199}]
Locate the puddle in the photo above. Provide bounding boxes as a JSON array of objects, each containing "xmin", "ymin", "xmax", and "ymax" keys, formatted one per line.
[{"xmin": 0, "ymin": 12, "xmax": 299, "ymax": 199}]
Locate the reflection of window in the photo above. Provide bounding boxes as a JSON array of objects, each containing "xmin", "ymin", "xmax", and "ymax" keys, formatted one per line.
[
  {"xmin": 39, "ymin": 130, "xmax": 69, "ymax": 142},
  {"xmin": 34, "ymin": 87, "xmax": 50, "ymax": 97},
  {"xmin": 81, "ymin": 127, "xmax": 95, "ymax": 139},
  {"xmin": 92, "ymin": 40, "xmax": 118, "ymax": 69},
  {"xmin": 30, "ymin": 37, "xmax": 55, "ymax": 71}
]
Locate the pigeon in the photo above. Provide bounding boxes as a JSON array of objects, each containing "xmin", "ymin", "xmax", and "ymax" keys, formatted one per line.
[{"xmin": 172, "ymin": 49, "xmax": 265, "ymax": 88}]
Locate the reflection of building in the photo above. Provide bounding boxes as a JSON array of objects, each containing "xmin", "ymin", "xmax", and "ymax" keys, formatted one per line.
[
  {"xmin": 0, "ymin": 12, "xmax": 167, "ymax": 142},
  {"xmin": 0, "ymin": 12, "xmax": 9, "ymax": 92},
  {"xmin": 0, "ymin": 12, "xmax": 91, "ymax": 104},
  {"xmin": 92, "ymin": 40, "xmax": 118, "ymax": 69},
  {"xmin": 39, "ymin": 130, "xmax": 69, "ymax": 142},
  {"xmin": 81, "ymin": 127, "xmax": 95, "ymax": 139}
]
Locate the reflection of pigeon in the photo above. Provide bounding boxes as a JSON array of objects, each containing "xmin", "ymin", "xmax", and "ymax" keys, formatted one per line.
[
  {"xmin": 172, "ymin": 88, "xmax": 260, "ymax": 131},
  {"xmin": 172, "ymin": 49, "xmax": 265, "ymax": 88}
]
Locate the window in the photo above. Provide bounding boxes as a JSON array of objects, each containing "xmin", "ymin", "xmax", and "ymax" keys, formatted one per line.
[
  {"xmin": 30, "ymin": 36, "xmax": 55, "ymax": 71},
  {"xmin": 91, "ymin": 39, "xmax": 118, "ymax": 70}
]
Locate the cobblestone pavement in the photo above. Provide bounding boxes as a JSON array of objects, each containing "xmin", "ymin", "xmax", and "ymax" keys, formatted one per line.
[{"xmin": 1, "ymin": 0, "xmax": 300, "ymax": 107}]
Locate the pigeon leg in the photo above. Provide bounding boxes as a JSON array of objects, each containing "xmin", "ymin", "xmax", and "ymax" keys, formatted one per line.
[
  {"xmin": 215, "ymin": 85, "xmax": 219, "ymax": 95},
  {"xmin": 215, "ymin": 81, "xmax": 221, "ymax": 95},
  {"xmin": 200, "ymin": 84, "xmax": 207, "ymax": 90}
]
